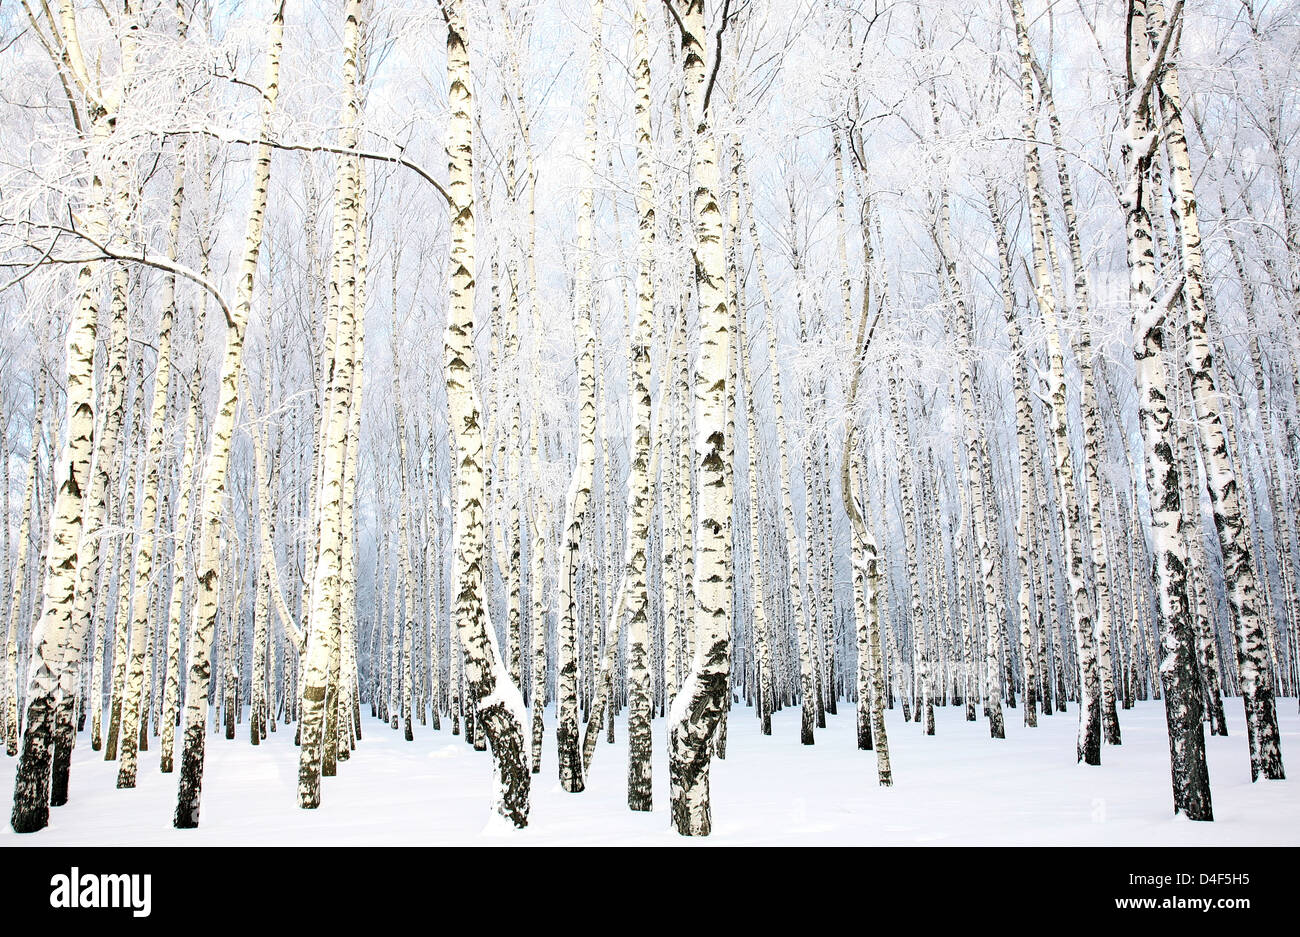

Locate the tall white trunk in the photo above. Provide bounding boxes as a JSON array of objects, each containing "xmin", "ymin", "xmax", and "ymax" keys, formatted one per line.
[
  {"xmin": 1148, "ymin": 0, "xmax": 1283, "ymax": 781},
  {"xmin": 174, "ymin": 0, "xmax": 284, "ymax": 829},
  {"xmin": 666, "ymin": 0, "xmax": 733, "ymax": 837},
  {"xmin": 442, "ymin": 0, "xmax": 531, "ymax": 826},
  {"xmin": 1120, "ymin": 0, "xmax": 1212, "ymax": 819}
]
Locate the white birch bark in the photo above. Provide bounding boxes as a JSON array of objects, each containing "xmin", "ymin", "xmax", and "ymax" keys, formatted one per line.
[
  {"xmin": 1120, "ymin": 0, "xmax": 1211, "ymax": 818},
  {"xmin": 1148, "ymin": 0, "xmax": 1283, "ymax": 780},
  {"xmin": 555, "ymin": 0, "xmax": 605, "ymax": 793},
  {"xmin": 666, "ymin": 0, "xmax": 732, "ymax": 837},
  {"xmin": 935, "ymin": 187, "xmax": 1006, "ymax": 739},
  {"xmin": 984, "ymin": 179, "xmax": 1039, "ymax": 727},
  {"xmin": 441, "ymin": 0, "xmax": 531, "ymax": 825},
  {"xmin": 625, "ymin": 0, "xmax": 654, "ymax": 809},
  {"xmin": 1011, "ymin": 0, "xmax": 1101, "ymax": 762},
  {"xmin": 116, "ymin": 153, "xmax": 186, "ymax": 783},
  {"xmin": 174, "ymin": 0, "xmax": 284, "ymax": 828},
  {"xmin": 738, "ymin": 159, "xmax": 815, "ymax": 745},
  {"xmin": 5, "ymin": 372, "xmax": 49, "ymax": 761},
  {"xmin": 839, "ymin": 211, "xmax": 892, "ymax": 783},
  {"xmin": 9, "ymin": 2, "xmax": 117, "ymax": 819}
]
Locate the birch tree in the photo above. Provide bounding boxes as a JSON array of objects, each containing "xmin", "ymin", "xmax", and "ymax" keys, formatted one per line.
[
  {"xmin": 174, "ymin": 0, "xmax": 285, "ymax": 829},
  {"xmin": 664, "ymin": 0, "xmax": 733, "ymax": 837},
  {"xmin": 439, "ymin": 0, "xmax": 531, "ymax": 827}
]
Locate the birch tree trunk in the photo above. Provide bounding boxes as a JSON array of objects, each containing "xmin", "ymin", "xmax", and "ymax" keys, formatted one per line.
[
  {"xmin": 1019, "ymin": 9, "xmax": 1123, "ymax": 744},
  {"xmin": 935, "ymin": 186, "xmax": 1005, "ymax": 740},
  {"xmin": 336, "ymin": 188, "xmax": 368, "ymax": 765},
  {"xmin": 173, "ymin": 0, "xmax": 284, "ymax": 829},
  {"xmin": 441, "ymin": 0, "xmax": 531, "ymax": 826},
  {"xmin": 1147, "ymin": 0, "xmax": 1284, "ymax": 781},
  {"xmin": 1120, "ymin": 0, "xmax": 1211, "ymax": 819},
  {"xmin": 9, "ymin": 108, "xmax": 111, "ymax": 833},
  {"xmin": 9, "ymin": 0, "xmax": 134, "ymax": 825},
  {"xmin": 984, "ymin": 178, "xmax": 1038, "ymax": 728},
  {"xmin": 738, "ymin": 159, "xmax": 816, "ymax": 745},
  {"xmin": 625, "ymin": 0, "xmax": 654, "ymax": 811},
  {"xmin": 297, "ymin": 0, "xmax": 366, "ymax": 804},
  {"xmin": 839, "ymin": 185, "xmax": 892, "ymax": 783},
  {"xmin": 666, "ymin": 0, "xmax": 732, "ymax": 837},
  {"xmin": 5, "ymin": 372, "xmax": 48, "ymax": 761},
  {"xmin": 1012, "ymin": 0, "xmax": 1101, "ymax": 763},
  {"xmin": 116, "ymin": 154, "xmax": 185, "ymax": 784},
  {"xmin": 391, "ymin": 253, "xmax": 416, "ymax": 743},
  {"xmin": 104, "ymin": 359, "xmax": 144, "ymax": 762},
  {"xmin": 734, "ymin": 168, "xmax": 775, "ymax": 733},
  {"xmin": 555, "ymin": 0, "xmax": 605, "ymax": 794}
]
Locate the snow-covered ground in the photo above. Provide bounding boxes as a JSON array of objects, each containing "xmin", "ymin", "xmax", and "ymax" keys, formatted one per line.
[{"xmin": 3, "ymin": 698, "xmax": 1298, "ymax": 845}]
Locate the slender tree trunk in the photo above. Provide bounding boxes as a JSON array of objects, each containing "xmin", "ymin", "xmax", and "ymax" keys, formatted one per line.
[
  {"xmin": 1012, "ymin": 0, "xmax": 1100, "ymax": 763},
  {"xmin": 174, "ymin": 0, "xmax": 284, "ymax": 829},
  {"xmin": 1120, "ymin": 0, "xmax": 1212, "ymax": 819},
  {"xmin": 555, "ymin": 0, "xmax": 605, "ymax": 795},
  {"xmin": 9, "ymin": 17, "xmax": 119, "ymax": 819},
  {"xmin": 441, "ymin": 0, "xmax": 531, "ymax": 826},
  {"xmin": 625, "ymin": 0, "xmax": 654, "ymax": 811},
  {"xmin": 1148, "ymin": 0, "xmax": 1283, "ymax": 781},
  {"xmin": 666, "ymin": 0, "xmax": 732, "ymax": 837}
]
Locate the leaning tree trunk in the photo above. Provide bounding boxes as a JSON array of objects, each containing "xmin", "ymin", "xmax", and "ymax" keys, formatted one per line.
[
  {"xmin": 9, "ymin": 129, "xmax": 108, "ymax": 833},
  {"xmin": 1012, "ymin": 0, "xmax": 1100, "ymax": 763},
  {"xmin": 8, "ymin": 8, "xmax": 129, "ymax": 821},
  {"xmin": 117, "ymin": 155, "xmax": 185, "ymax": 785},
  {"xmin": 441, "ymin": 0, "xmax": 531, "ymax": 827},
  {"xmin": 174, "ymin": 0, "xmax": 284, "ymax": 830}
]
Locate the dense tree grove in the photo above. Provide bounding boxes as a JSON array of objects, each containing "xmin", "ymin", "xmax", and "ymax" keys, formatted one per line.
[{"xmin": 0, "ymin": 0, "xmax": 1296, "ymax": 836}]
